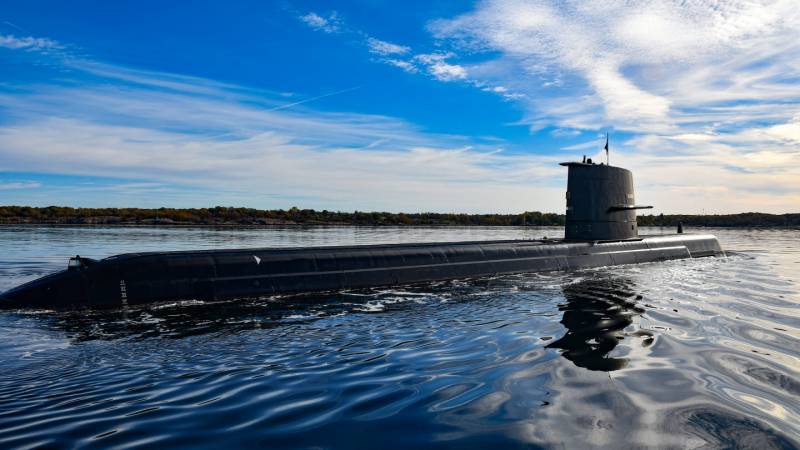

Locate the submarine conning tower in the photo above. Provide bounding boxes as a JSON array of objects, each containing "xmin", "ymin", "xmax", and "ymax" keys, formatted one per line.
[{"xmin": 560, "ymin": 160, "xmax": 652, "ymax": 241}]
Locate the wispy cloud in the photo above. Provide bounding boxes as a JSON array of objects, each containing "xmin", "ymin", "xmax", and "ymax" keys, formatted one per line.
[
  {"xmin": 0, "ymin": 34, "xmax": 60, "ymax": 51},
  {"xmin": 366, "ymin": 37, "xmax": 410, "ymax": 55},
  {"xmin": 384, "ymin": 59, "xmax": 418, "ymax": 73},
  {"xmin": 550, "ymin": 128, "xmax": 581, "ymax": 138},
  {"xmin": 0, "ymin": 181, "xmax": 41, "ymax": 190},
  {"xmin": 414, "ymin": 53, "xmax": 468, "ymax": 82},
  {"xmin": 298, "ymin": 12, "xmax": 342, "ymax": 33}
]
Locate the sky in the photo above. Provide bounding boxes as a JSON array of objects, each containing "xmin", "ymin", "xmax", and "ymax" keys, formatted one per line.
[{"xmin": 1, "ymin": 0, "xmax": 799, "ymax": 214}]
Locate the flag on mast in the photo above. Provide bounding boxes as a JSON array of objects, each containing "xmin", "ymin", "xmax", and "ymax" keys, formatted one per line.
[{"xmin": 604, "ymin": 133, "xmax": 609, "ymax": 165}]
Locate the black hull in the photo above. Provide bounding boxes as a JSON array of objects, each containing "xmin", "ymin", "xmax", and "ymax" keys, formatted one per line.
[{"xmin": 0, "ymin": 234, "xmax": 722, "ymax": 309}]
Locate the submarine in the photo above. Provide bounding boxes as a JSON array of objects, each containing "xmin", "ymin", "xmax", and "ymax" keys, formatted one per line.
[{"xmin": 0, "ymin": 159, "xmax": 723, "ymax": 309}]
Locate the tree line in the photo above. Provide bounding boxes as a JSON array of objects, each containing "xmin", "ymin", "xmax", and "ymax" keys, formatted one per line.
[
  {"xmin": 0, "ymin": 206, "xmax": 564, "ymax": 226},
  {"xmin": 636, "ymin": 212, "xmax": 800, "ymax": 227},
  {"xmin": 0, "ymin": 206, "xmax": 797, "ymax": 227}
]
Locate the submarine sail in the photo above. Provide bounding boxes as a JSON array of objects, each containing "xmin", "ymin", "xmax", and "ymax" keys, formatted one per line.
[{"xmin": 561, "ymin": 161, "xmax": 653, "ymax": 241}]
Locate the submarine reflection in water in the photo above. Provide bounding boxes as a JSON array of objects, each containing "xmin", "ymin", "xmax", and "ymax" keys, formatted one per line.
[{"xmin": 548, "ymin": 276, "xmax": 652, "ymax": 372}]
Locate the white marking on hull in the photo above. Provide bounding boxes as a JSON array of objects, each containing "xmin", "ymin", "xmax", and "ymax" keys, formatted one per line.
[{"xmin": 119, "ymin": 279, "xmax": 129, "ymax": 306}]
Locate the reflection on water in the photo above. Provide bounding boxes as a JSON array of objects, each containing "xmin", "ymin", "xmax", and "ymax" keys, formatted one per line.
[
  {"xmin": 548, "ymin": 276, "xmax": 650, "ymax": 371},
  {"xmin": 0, "ymin": 226, "xmax": 798, "ymax": 449}
]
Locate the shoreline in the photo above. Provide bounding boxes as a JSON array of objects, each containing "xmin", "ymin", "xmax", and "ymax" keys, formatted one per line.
[
  {"xmin": 1, "ymin": 206, "xmax": 798, "ymax": 228},
  {"xmin": 1, "ymin": 222, "xmax": 798, "ymax": 229}
]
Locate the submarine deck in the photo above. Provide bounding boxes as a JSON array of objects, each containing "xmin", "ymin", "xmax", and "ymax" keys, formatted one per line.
[{"xmin": 102, "ymin": 234, "xmax": 702, "ymax": 260}]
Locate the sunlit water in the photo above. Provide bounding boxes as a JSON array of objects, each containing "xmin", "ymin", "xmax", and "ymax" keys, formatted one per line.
[{"xmin": 0, "ymin": 226, "xmax": 798, "ymax": 449}]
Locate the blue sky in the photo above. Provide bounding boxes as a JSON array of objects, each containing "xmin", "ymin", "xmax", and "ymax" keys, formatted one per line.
[{"xmin": 1, "ymin": 1, "xmax": 799, "ymax": 214}]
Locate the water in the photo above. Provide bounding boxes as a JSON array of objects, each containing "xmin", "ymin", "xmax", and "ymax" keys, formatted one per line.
[{"xmin": 0, "ymin": 226, "xmax": 798, "ymax": 449}]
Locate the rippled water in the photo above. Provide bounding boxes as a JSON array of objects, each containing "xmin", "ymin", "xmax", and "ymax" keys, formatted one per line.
[{"xmin": 0, "ymin": 226, "xmax": 798, "ymax": 449}]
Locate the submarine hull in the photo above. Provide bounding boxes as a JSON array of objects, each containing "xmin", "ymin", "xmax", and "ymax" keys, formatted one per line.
[{"xmin": 0, "ymin": 234, "xmax": 722, "ymax": 309}]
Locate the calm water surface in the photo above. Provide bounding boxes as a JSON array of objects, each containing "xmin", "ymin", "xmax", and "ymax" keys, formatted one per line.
[{"xmin": 0, "ymin": 226, "xmax": 798, "ymax": 449}]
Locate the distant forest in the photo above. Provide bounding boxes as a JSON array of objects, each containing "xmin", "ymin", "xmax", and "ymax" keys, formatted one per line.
[{"xmin": 1, "ymin": 206, "xmax": 798, "ymax": 227}]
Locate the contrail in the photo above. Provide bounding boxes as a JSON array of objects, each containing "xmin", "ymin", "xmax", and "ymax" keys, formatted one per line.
[
  {"xmin": 180, "ymin": 86, "xmax": 362, "ymax": 143},
  {"xmin": 2, "ymin": 21, "xmax": 28, "ymax": 33},
  {"xmin": 267, "ymin": 86, "xmax": 360, "ymax": 112}
]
